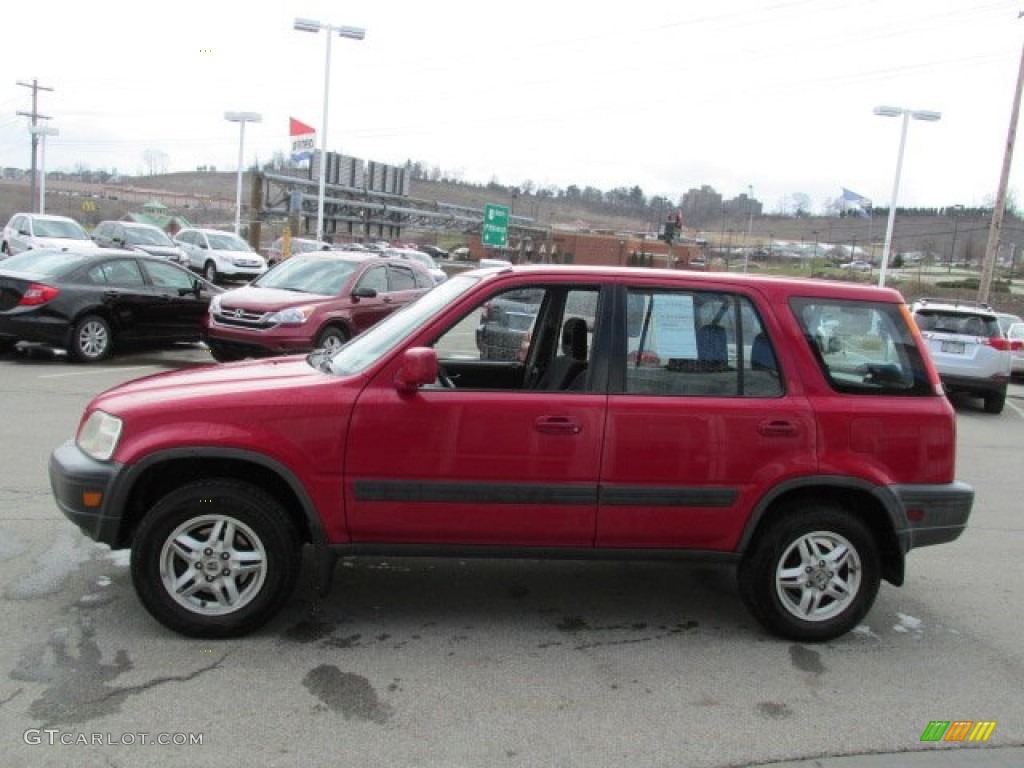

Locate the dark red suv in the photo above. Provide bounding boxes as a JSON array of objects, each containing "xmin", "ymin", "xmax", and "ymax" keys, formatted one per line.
[
  {"xmin": 203, "ymin": 251, "xmax": 433, "ymax": 361},
  {"xmin": 50, "ymin": 265, "xmax": 973, "ymax": 641}
]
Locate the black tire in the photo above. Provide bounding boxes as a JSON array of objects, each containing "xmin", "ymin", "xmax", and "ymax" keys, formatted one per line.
[
  {"xmin": 203, "ymin": 260, "xmax": 218, "ymax": 283},
  {"xmin": 207, "ymin": 342, "xmax": 244, "ymax": 363},
  {"xmin": 130, "ymin": 480, "xmax": 300, "ymax": 638},
  {"xmin": 315, "ymin": 325, "xmax": 349, "ymax": 354},
  {"xmin": 984, "ymin": 390, "xmax": 1005, "ymax": 415},
  {"xmin": 738, "ymin": 505, "xmax": 880, "ymax": 642},
  {"xmin": 70, "ymin": 314, "xmax": 113, "ymax": 362}
]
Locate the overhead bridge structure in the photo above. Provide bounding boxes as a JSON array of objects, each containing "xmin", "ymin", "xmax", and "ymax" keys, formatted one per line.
[{"xmin": 252, "ymin": 170, "xmax": 537, "ymax": 245}]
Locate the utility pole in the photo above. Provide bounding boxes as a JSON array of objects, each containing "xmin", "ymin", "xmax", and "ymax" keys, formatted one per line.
[
  {"xmin": 979, "ymin": 26, "xmax": 1024, "ymax": 304},
  {"xmin": 17, "ymin": 79, "xmax": 54, "ymax": 213}
]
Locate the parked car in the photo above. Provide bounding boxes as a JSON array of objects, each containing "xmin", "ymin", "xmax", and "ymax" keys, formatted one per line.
[
  {"xmin": 910, "ymin": 298, "xmax": 1017, "ymax": 413},
  {"xmin": 420, "ymin": 244, "xmax": 450, "ymax": 260},
  {"xmin": 50, "ymin": 267, "xmax": 972, "ymax": 640},
  {"xmin": 0, "ymin": 248, "xmax": 220, "ymax": 361},
  {"xmin": 839, "ymin": 260, "xmax": 872, "ymax": 272},
  {"xmin": 384, "ymin": 247, "xmax": 447, "ymax": 284},
  {"xmin": 2, "ymin": 213, "xmax": 98, "ymax": 258},
  {"xmin": 267, "ymin": 236, "xmax": 330, "ymax": 267},
  {"xmin": 203, "ymin": 252, "xmax": 433, "ymax": 361},
  {"xmin": 994, "ymin": 310, "xmax": 1022, "ymax": 336},
  {"xmin": 92, "ymin": 221, "xmax": 187, "ymax": 265},
  {"xmin": 476, "ymin": 287, "xmax": 596, "ymax": 361},
  {"xmin": 173, "ymin": 228, "xmax": 267, "ymax": 283},
  {"xmin": 1007, "ymin": 321, "xmax": 1024, "ymax": 377}
]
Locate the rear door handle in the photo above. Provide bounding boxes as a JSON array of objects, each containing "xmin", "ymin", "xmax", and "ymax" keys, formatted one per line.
[
  {"xmin": 758, "ymin": 420, "xmax": 798, "ymax": 437},
  {"xmin": 535, "ymin": 416, "xmax": 582, "ymax": 435}
]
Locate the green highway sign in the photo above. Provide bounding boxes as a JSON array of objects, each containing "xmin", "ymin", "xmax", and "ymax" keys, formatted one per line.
[{"xmin": 482, "ymin": 203, "xmax": 510, "ymax": 247}]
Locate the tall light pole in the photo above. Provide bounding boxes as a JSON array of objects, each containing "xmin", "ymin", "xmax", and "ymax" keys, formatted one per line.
[
  {"xmin": 873, "ymin": 105, "xmax": 941, "ymax": 288},
  {"xmin": 29, "ymin": 124, "xmax": 58, "ymax": 214},
  {"xmin": 293, "ymin": 17, "xmax": 366, "ymax": 242},
  {"xmin": 224, "ymin": 111, "xmax": 262, "ymax": 236},
  {"xmin": 745, "ymin": 184, "xmax": 754, "ymax": 272}
]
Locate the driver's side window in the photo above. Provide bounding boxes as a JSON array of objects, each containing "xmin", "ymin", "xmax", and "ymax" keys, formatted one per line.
[
  {"xmin": 356, "ymin": 266, "xmax": 388, "ymax": 294},
  {"xmin": 429, "ymin": 284, "xmax": 600, "ymax": 392}
]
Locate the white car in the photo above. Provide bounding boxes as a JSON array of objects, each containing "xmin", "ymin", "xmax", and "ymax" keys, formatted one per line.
[
  {"xmin": 839, "ymin": 260, "xmax": 872, "ymax": 272},
  {"xmin": 173, "ymin": 228, "xmax": 267, "ymax": 283},
  {"xmin": 384, "ymin": 247, "xmax": 447, "ymax": 285},
  {"xmin": 2, "ymin": 213, "xmax": 98, "ymax": 257}
]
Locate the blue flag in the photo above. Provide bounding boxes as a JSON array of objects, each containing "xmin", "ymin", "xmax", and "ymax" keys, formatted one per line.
[{"xmin": 841, "ymin": 188, "xmax": 871, "ymax": 218}]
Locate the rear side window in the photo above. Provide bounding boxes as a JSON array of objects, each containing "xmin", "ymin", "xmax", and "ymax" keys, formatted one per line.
[
  {"xmin": 791, "ymin": 298, "xmax": 931, "ymax": 396},
  {"xmin": 621, "ymin": 288, "xmax": 782, "ymax": 398}
]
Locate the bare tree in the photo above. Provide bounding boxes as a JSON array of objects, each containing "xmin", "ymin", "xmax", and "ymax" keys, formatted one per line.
[{"xmin": 141, "ymin": 148, "xmax": 169, "ymax": 176}]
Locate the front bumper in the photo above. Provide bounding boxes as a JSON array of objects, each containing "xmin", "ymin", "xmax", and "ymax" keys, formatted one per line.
[
  {"xmin": 49, "ymin": 440, "xmax": 127, "ymax": 547},
  {"xmin": 892, "ymin": 481, "xmax": 974, "ymax": 551}
]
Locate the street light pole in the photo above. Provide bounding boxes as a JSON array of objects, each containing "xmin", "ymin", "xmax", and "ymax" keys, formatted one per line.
[
  {"xmin": 29, "ymin": 125, "xmax": 58, "ymax": 214},
  {"xmin": 224, "ymin": 111, "xmax": 262, "ymax": 236},
  {"xmin": 873, "ymin": 105, "xmax": 941, "ymax": 288},
  {"xmin": 294, "ymin": 17, "xmax": 366, "ymax": 243}
]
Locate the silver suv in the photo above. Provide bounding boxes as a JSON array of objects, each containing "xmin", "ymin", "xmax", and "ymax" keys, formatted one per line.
[{"xmin": 911, "ymin": 298, "xmax": 1015, "ymax": 414}]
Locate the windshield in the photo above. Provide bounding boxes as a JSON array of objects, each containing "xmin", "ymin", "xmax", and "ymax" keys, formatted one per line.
[
  {"xmin": 33, "ymin": 218, "xmax": 90, "ymax": 240},
  {"xmin": 326, "ymin": 274, "xmax": 479, "ymax": 375},
  {"xmin": 206, "ymin": 233, "xmax": 252, "ymax": 252},
  {"xmin": 126, "ymin": 227, "xmax": 174, "ymax": 246},
  {"xmin": 254, "ymin": 256, "xmax": 358, "ymax": 294}
]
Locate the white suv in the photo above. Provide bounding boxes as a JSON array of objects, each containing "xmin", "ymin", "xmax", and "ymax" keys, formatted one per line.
[
  {"xmin": 2, "ymin": 213, "xmax": 98, "ymax": 257},
  {"xmin": 174, "ymin": 228, "xmax": 267, "ymax": 283},
  {"xmin": 911, "ymin": 298, "xmax": 1016, "ymax": 414}
]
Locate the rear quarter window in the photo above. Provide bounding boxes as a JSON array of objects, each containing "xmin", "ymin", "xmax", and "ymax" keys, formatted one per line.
[{"xmin": 790, "ymin": 297, "xmax": 931, "ymax": 395}]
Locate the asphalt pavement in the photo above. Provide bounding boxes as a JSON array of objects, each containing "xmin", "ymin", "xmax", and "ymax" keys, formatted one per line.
[{"xmin": 756, "ymin": 746, "xmax": 1024, "ymax": 768}]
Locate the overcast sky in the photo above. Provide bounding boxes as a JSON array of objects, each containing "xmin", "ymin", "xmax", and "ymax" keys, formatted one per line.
[{"xmin": 1, "ymin": 0, "xmax": 1022, "ymax": 213}]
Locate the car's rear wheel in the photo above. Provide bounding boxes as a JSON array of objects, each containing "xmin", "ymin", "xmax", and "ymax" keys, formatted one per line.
[
  {"xmin": 738, "ymin": 505, "xmax": 880, "ymax": 642},
  {"xmin": 316, "ymin": 325, "xmax": 349, "ymax": 354},
  {"xmin": 70, "ymin": 314, "xmax": 112, "ymax": 362},
  {"xmin": 131, "ymin": 480, "xmax": 300, "ymax": 638},
  {"xmin": 203, "ymin": 261, "xmax": 218, "ymax": 283},
  {"xmin": 984, "ymin": 390, "xmax": 1005, "ymax": 414}
]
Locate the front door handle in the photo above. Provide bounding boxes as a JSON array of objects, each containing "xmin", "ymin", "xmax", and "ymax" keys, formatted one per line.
[{"xmin": 535, "ymin": 416, "xmax": 582, "ymax": 435}]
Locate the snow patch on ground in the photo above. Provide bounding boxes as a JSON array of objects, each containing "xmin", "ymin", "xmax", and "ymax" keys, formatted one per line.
[{"xmin": 5, "ymin": 528, "xmax": 96, "ymax": 599}]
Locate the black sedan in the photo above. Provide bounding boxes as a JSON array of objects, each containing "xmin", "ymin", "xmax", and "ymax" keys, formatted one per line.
[{"xmin": 0, "ymin": 248, "xmax": 222, "ymax": 362}]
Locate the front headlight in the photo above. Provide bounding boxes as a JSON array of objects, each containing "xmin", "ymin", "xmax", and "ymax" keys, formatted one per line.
[
  {"xmin": 209, "ymin": 295, "xmax": 222, "ymax": 315},
  {"xmin": 266, "ymin": 305, "xmax": 315, "ymax": 325},
  {"xmin": 77, "ymin": 410, "xmax": 123, "ymax": 461}
]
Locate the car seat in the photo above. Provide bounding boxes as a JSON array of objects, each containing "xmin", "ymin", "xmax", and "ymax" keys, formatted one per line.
[{"xmin": 537, "ymin": 317, "xmax": 588, "ymax": 390}]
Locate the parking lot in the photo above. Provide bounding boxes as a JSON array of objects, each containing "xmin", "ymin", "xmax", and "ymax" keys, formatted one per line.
[{"xmin": 0, "ymin": 344, "xmax": 1022, "ymax": 767}]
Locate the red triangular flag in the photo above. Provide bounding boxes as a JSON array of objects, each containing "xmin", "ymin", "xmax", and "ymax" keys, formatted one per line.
[{"xmin": 290, "ymin": 117, "xmax": 316, "ymax": 136}]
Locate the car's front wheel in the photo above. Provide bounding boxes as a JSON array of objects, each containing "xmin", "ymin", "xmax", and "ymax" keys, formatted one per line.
[
  {"xmin": 131, "ymin": 480, "xmax": 300, "ymax": 638},
  {"xmin": 203, "ymin": 261, "xmax": 218, "ymax": 283},
  {"xmin": 70, "ymin": 314, "xmax": 112, "ymax": 362},
  {"xmin": 316, "ymin": 325, "xmax": 349, "ymax": 354},
  {"xmin": 738, "ymin": 505, "xmax": 880, "ymax": 642},
  {"xmin": 206, "ymin": 342, "xmax": 244, "ymax": 363}
]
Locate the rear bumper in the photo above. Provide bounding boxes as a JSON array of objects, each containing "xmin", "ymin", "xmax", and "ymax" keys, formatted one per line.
[
  {"xmin": 938, "ymin": 372, "xmax": 1007, "ymax": 397},
  {"xmin": 891, "ymin": 481, "xmax": 974, "ymax": 551}
]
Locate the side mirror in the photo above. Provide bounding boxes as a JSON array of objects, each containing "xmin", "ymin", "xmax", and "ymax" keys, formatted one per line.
[
  {"xmin": 394, "ymin": 347, "xmax": 438, "ymax": 394},
  {"xmin": 352, "ymin": 286, "xmax": 378, "ymax": 300}
]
